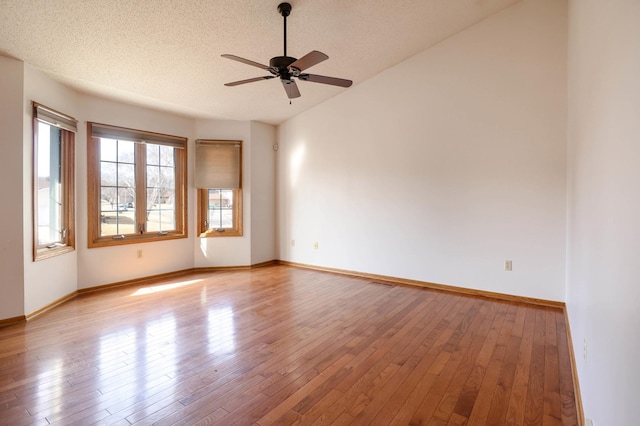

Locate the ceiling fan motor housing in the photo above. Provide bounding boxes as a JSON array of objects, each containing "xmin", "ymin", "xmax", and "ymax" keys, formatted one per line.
[{"xmin": 270, "ymin": 56, "xmax": 298, "ymax": 74}]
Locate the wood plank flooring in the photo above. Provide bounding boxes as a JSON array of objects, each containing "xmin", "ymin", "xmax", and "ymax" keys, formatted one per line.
[{"xmin": 0, "ymin": 265, "xmax": 578, "ymax": 425}]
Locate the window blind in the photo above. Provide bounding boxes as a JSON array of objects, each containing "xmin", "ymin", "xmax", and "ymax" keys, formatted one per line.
[
  {"xmin": 195, "ymin": 140, "xmax": 241, "ymax": 189},
  {"xmin": 34, "ymin": 102, "xmax": 78, "ymax": 133},
  {"xmin": 89, "ymin": 122, "xmax": 186, "ymax": 148}
]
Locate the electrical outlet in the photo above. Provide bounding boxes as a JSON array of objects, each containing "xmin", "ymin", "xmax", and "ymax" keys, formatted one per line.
[
  {"xmin": 585, "ymin": 419, "xmax": 594, "ymax": 426},
  {"xmin": 291, "ymin": 239, "xmax": 295, "ymax": 247},
  {"xmin": 137, "ymin": 249, "xmax": 143, "ymax": 258},
  {"xmin": 314, "ymin": 242, "xmax": 319, "ymax": 250},
  {"xmin": 504, "ymin": 260, "xmax": 512, "ymax": 271}
]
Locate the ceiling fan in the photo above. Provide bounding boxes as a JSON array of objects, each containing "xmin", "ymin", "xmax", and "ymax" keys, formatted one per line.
[{"xmin": 222, "ymin": 2, "xmax": 353, "ymax": 100}]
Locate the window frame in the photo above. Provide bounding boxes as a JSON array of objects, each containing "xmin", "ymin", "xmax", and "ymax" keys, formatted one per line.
[
  {"xmin": 196, "ymin": 139, "xmax": 243, "ymax": 238},
  {"xmin": 87, "ymin": 122, "xmax": 188, "ymax": 248},
  {"xmin": 32, "ymin": 102, "xmax": 76, "ymax": 261}
]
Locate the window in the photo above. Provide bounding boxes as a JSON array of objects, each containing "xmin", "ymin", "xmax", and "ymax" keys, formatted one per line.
[
  {"xmin": 195, "ymin": 140, "xmax": 243, "ymax": 237},
  {"xmin": 32, "ymin": 102, "xmax": 76, "ymax": 261},
  {"xmin": 87, "ymin": 122, "xmax": 187, "ymax": 247}
]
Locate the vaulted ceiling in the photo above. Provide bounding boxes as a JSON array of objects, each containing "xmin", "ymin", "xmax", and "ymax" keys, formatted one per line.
[{"xmin": 0, "ymin": 0, "xmax": 518, "ymax": 125}]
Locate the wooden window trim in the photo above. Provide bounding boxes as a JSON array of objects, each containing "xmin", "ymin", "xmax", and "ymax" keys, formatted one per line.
[
  {"xmin": 87, "ymin": 122, "xmax": 188, "ymax": 248},
  {"xmin": 32, "ymin": 104, "xmax": 76, "ymax": 261}
]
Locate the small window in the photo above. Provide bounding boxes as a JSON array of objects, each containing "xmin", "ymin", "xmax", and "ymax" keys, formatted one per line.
[
  {"xmin": 32, "ymin": 102, "xmax": 77, "ymax": 261},
  {"xmin": 198, "ymin": 188, "xmax": 243, "ymax": 236},
  {"xmin": 87, "ymin": 122, "xmax": 187, "ymax": 247},
  {"xmin": 195, "ymin": 140, "xmax": 243, "ymax": 237}
]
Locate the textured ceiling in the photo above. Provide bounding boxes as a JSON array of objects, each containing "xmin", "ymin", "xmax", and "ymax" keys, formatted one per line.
[{"xmin": 0, "ymin": 0, "xmax": 518, "ymax": 125}]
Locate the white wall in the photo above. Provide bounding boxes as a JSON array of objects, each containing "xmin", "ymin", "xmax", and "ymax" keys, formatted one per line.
[
  {"xmin": 76, "ymin": 95, "xmax": 196, "ymax": 289},
  {"xmin": 0, "ymin": 56, "xmax": 25, "ymax": 319},
  {"xmin": 277, "ymin": 0, "xmax": 567, "ymax": 301},
  {"xmin": 250, "ymin": 121, "xmax": 277, "ymax": 265},
  {"xmin": 192, "ymin": 119, "xmax": 277, "ymax": 268},
  {"xmin": 22, "ymin": 65, "xmax": 79, "ymax": 313},
  {"xmin": 566, "ymin": 0, "xmax": 640, "ymax": 424},
  {"xmin": 193, "ymin": 119, "xmax": 253, "ymax": 267}
]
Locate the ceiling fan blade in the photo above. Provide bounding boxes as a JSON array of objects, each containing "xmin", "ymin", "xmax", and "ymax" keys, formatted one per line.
[
  {"xmin": 221, "ymin": 54, "xmax": 271, "ymax": 70},
  {"xmin": 289, "ymin": 51, "xmax": 328, "ymax": 72},
  {"xmin": 281, "ymin": 79, "xmax": 301, "ymax": 99},
  {"xmin": 298, "ymin": 74, "xmax": 353, "ymax": 88},
  {"xmin": 224, "ymin": 76, "xmax": 276, "ymax": 86}
]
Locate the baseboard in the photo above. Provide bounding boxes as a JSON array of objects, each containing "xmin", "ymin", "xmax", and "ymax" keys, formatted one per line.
[
  {"xmin": 0, "ymin": 315, "xmax": 27, "ymax": 328},
  {"xmin": 564, "ymin": 306, "xmax": 585, "ymax": 426},
  {"xmin": 1, "ymin": 290, "xmax": 79, "ymax": 326},
  {"xmin": 194, "ymin": 259, "xmax": 277, "ymax": 273},
  {"xmin": 74, "ymin": 261, "xmax": 277, "ymax": 295},
  {"xmin": 5, "ymin": 258, "xmax": 562, "ymax": 323},
  {"xmin": 25, "ymin": 291, "xmax": 79, "ymax": 321},
  {"xmin": 248, "ymin": 259, "xmax": 279, "ymax": 269},
  {"xmin": 77, "ymin": 268, "xmax": 196, "ymax": 294},
  {"xmin": 277, "ymin": 260, "xmax": 565, "ymax": 309}
]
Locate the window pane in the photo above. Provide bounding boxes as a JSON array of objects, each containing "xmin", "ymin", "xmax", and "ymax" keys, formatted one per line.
[
  {"xmin": 100, "ymin": 138, "xmax": 117, "ymax": 162},
  {"xmin": 146, "ymin": 189, "xmax": 175, "ymax": 232},
  {"xmin": 118, "ymin": 140, "xmax": 135, "ymax": 163},
  {"xmin": 100, "ymin": 188, "xmax": 135, "ymax": 236},
  {"xmin": 37, "ymin": 122, "xmax": 63, "ymax": 246},
  {"xmin": 100, "ymin": 139, "xmax": 136, "ymax": 236},
  {"xmin": 146, "ymin": 144, "xmax": 160, "ymax": 166},
  {"xmin": 146, "ymin": 165, "xmax": 159, "ymax": 187},
  {"xmin": 119, "ymin": 163, "xmax": 135, "ymax": 189},
  {"xmin": 160, "ymin": 166, "xmax": 175, "ymax": 189},
  {"xmin": 100, "ymin": 162, "xmax": 116, "ymax": 186},
  {"xmin": 220, "ymin": 190, "xmax": 233, "ymax": 228},
  {"xmin": 207, "ymin": 189, "xmax": 234, "ymax": 229},
  {"xmin": 160, "ymin": 145, "xmax": 174, "ymax": 167},
  {"xmin": 146, "ymin": 144, "xmax": 176, "ymax": 232}
]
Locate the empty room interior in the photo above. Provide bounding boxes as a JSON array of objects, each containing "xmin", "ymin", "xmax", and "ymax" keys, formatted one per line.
[{"xmin": 0, "ymin": 0, "xmax": 638, "ymax": 424}]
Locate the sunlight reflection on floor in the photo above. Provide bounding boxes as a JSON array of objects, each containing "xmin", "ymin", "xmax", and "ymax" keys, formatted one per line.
[
  {"xmin": 130, "ymin": 279, "xmax": 203, "ymax": 296},
  {"xmin": 208, "ymin": 306, "xmax": 236, "ymax": 355}
]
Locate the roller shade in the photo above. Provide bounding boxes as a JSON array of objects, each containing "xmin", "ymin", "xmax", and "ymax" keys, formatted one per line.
[
  {"xmin": 195, "ymin": 140, "xmax": 241, "ymax": 189},
  {"xmin": 89, "ymin": 122, "xmax": 186, "ymax": 148},
  {"xmin": 34, "ymin": 102, "xmax": 77, "ymax": 133}
]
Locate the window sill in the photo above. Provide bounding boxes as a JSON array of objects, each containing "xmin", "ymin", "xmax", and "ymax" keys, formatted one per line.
[
  {"xmin": 88, "ymin": 232, "xmax": 187, "ymax": 248},
  {"xmin": 199, "ymin": 229, "xmax": 243, "ymax": 238},
  {"xmin": 34, "ymin": 245, "xmax": 75, "ymax": 262}
]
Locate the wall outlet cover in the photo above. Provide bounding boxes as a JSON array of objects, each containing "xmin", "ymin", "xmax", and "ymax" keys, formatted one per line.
[{"xmin": 505, "ymin": 260, "xmax": 512, "ymax": 271}]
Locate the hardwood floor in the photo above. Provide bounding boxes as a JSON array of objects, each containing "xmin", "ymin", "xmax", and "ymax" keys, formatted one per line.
[{"xmin": 0, "ymin": 265, "xmax": 578, "ymax": 425}]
